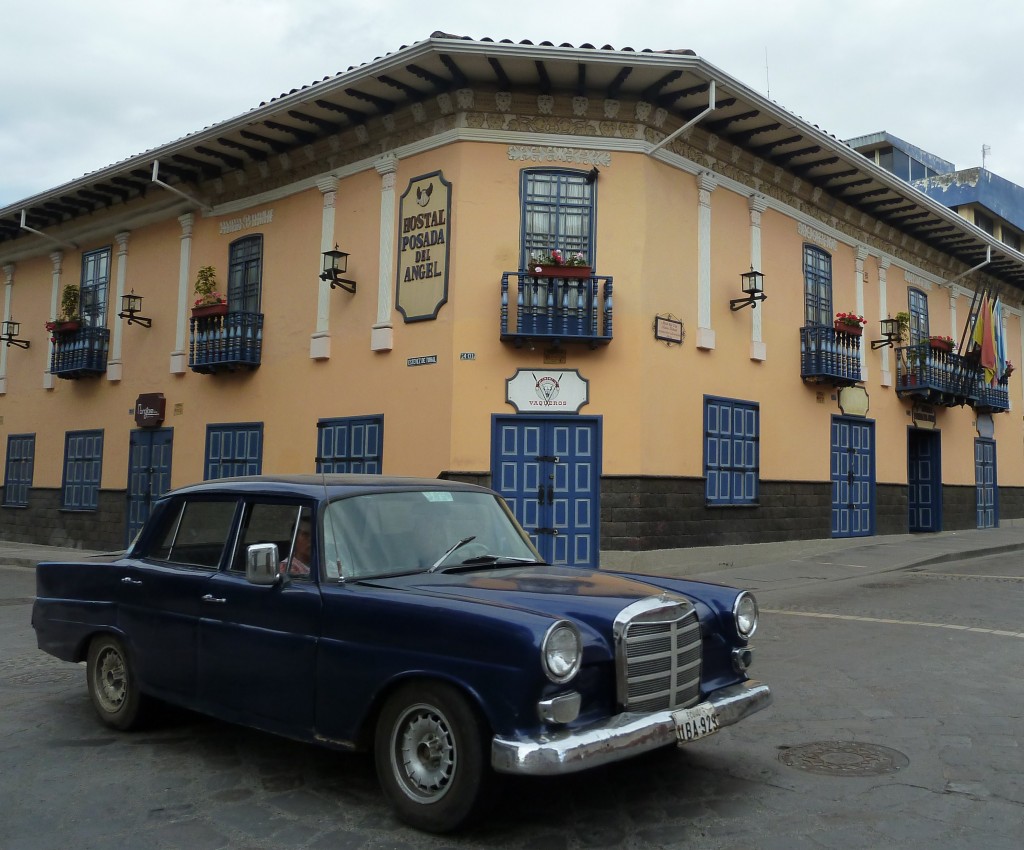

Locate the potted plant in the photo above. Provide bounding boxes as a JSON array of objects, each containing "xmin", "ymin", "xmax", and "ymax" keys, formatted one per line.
[
  {"xmin": 894, "ymin": 311, "xmax": 911, "ymax": 343},
  {"xmin": 191, "ymin": 265, "xmax": 227, "ymax": 318},
  {"xmin": 530, "ymin": 249, "xmax": 592, "ymax": 278},
  {"xmin": 1000, "ymin": 361, "xmax": 1015, "ymax": 383},
  {"xmin": 45, "ymin": 283, "xmax": 81, "ymax": 332},
  {"xmin": 834, "ymin": 311, "xmax": 867, "ymax": 336},
  {"xmin": 928, "ymin": 334, "xmax": 955, "ymax": 353}
]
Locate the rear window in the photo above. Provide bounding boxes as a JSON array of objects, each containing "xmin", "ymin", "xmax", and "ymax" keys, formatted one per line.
[{"xmin": 148, "ymin": 499, "xmax": 237, "ymax": 568}]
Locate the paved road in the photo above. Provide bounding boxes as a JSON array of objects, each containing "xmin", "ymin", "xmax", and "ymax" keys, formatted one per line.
[{"xmin": 2, "ymin": 550, "xmax": 1021, "ymax": 849}]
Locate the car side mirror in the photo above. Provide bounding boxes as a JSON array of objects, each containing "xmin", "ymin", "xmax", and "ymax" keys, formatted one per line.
[{"xmin": 246, "ymin": 542, "xmax": 282, "ymax": 586}]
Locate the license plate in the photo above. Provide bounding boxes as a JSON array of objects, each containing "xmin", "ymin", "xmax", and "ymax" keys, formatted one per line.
[{"xmin": 672, "ymin": 703, "xmax": 720, "ymax": 743}]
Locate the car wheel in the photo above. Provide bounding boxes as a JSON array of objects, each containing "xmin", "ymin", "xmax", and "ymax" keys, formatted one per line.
[
  {"xmin": 374, "ymin": 681, "xmax": 494, "ymax": 833},
  {"xmin": 86, "ymin": 634, "xmax": 146, "ymax": 731}
]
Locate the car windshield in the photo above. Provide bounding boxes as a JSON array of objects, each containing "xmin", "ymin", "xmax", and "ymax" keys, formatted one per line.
[{"xmin": 321, "ymin": 490, "xmax": 541, "ymax": 580}]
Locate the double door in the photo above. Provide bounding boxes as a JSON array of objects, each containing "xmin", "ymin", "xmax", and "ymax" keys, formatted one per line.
[
  {"xmin": 492, "ymin": 416, "xmax": 600, "ymax": 566},
  {"xmin": 126, "ymin": 428, "xmax": 173, "ymax": 545}
]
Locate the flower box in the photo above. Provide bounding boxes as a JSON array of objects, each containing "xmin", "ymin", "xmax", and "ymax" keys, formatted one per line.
[
  {"xmin": 45, "ymin": 320, "xmax": 81, "ymax": 333},
  {"xmin": 532, "ymin": 265, "xmax": 592, "ymax": 279},
  {"xmin": 928, "ymin": 337, "xmax": 953, "ymax": 353},
  {"xmin": 834, "ymin": 321, "xmax": 863, "ymax": 336},
  {"xmin": 191, "ymin": 303, "xmax": 228, "ymax": 319}
]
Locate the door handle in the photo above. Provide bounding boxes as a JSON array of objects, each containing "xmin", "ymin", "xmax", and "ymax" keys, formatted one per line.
[
  {"xmin": 120, "ymin": 577, "xmax": 143, "ymax": 586},
  {"xmin": 546, "ymin": 485, "xmax": 554, "ymax": 505},
  {"xmin": 201, "ymin": 593, "xmax": 227, "ymax": 604},
  {"xmin": 537, "ymin": 485, "xmax": 545, "ymax": 505}
]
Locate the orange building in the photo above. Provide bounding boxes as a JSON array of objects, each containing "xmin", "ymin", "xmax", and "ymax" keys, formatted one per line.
[{"xmin": 0, "ymin": 33, "xmax": 1021, "ymax": 564}]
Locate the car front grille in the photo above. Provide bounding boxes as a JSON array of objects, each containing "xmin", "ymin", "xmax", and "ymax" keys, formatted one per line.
[{"xmin": 614, "ymin": 596, "xmax": 702, "ymax": 713}]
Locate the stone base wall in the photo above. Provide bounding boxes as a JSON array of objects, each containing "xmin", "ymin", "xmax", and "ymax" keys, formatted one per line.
[
  {"xmin": 1, "ymin": 478, "xmax": 1021, "ymax": 552},
  {"xmin": 0, "ymin": 489, "xmax": 126, "ymax": 551}
]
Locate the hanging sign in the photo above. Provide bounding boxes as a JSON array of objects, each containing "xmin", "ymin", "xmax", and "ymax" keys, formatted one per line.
[
  {"xmin": 506, "ymin": 369, "xmax": 589, "ymax": 413},
  {"xmin": 396, "ymin": 171, "xmax": 452, "ymax": 322},
  {"xmin": 134, "ymin": 393, "xmax": 166, "ymax": 427}
]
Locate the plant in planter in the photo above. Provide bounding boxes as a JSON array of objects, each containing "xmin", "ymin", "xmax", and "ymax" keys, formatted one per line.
[
  {"xmin": 45, "ymin": 284, "xmax": 81, "ymax": 332},
  {"xmin": 530, "ymin": 249, "xmax": 591, "ymax": 277},
  {"xmin": 834, "ymin": 311, "xmax": 867, "ymax": 335},
  {"xmin": 928, "ymin": 334, "xmax": 956, "ymax": 352},
  {"xmin": 192, "ymin": 266, "xmax": 227, "ymax": 317},
  {"xmin": 1001, "ymin": 361, "xmax": 1015, "ymax": 382},
  {"xmin": 894, "ymin": 311, "xmax": 911, "ymax": 343}
]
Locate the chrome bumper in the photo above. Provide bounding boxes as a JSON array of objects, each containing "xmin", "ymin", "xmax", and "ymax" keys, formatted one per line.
[{"xmin": 491, "ymin": 680, "xmax": 772, "ymax": 776}]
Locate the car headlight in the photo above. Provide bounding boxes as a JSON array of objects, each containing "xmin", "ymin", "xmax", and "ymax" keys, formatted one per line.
[
  {"xmin": 541, "ymin": 621, "xmax": 582, "ymax": 683},
  {"xmin": 733, "ymin": 592, "xmax": 759, "ymax": 640}
]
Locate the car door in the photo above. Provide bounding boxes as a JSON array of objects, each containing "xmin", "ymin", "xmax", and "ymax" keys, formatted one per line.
[
  {"xmin": 197, "ymin": 500, "xmax": 322, "ymax": 732},
  {"xmin": 118, "ymin": 497, "xmax": 237, "ymax": 699}
]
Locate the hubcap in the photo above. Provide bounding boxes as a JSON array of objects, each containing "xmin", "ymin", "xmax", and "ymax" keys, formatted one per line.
[
  {"xmin": 95, "ymin": 647, "xmax": 126, "ymax": 712},
  {"xmin": 392, "ymin": 704, "xmax": 456, "ymax": 802}
]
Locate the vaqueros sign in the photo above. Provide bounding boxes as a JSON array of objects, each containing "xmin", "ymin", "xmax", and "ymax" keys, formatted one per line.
[
  {"xmin": 506, "ymin": 369, "xmax": 589, "ymax": 414},
  {"xmin": 396, "ymin": 171, "xmax": 452, "ymax": 322},
  {"xmin": 134, "ymin": 393, "xmax": 166, "ymax": 427}
]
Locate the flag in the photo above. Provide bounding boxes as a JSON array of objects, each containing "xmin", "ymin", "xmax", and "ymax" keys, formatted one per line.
[
  {"xmin": 972, "ymin": 294, "xmax": 998, "ymax": 385},
  {"xmin": 993, "ymin": 298, "xmax": 1007, "ymax": 382}
]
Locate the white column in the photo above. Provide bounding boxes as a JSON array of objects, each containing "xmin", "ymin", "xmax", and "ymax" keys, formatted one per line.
[
  {"xmin": 949, "ymin": 289, "xmax": 959, "ymax": 349},
  {"xmin": 748, "ymin": 194, "xmax": 767, "ymax": 361},
  {"xmin": 107, "ymin": 231, "xmax": 130, "ymax": 382},
  {"xmin": 170, "ymin": 213, "xmax": 193, "ymax": 374},
  {"xmin": 878, "ymin": 259, "xmax": 891, "ymax": 387},
  {"xmin": 310, "ymin": 176, "xmax": 338, "ymax": 360},
  {"xmin": 695, "ymin": 171, "xmax": 717, "ymax": 350},
  {"xmin": 372, "ymin": 153, "xmax": 398, "ymax": 352},
  {"xmin": 856, "ymin": 246, "xmax": 868, "ymax": 381},
  {"xmin": 44, "ymin": 251, "xmax": 62, "ymax": 389},
  {"xmin": 0, "ymin": 263, "xmax": 13, "ymax": 394}
]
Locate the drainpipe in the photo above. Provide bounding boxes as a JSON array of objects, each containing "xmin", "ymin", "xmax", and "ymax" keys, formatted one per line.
[
  {"xmin": 151, "ymin": 161, "xmax": 213, "ymax": 212},
  {"xmin": 19, "ymin": 210, "xmax": 78, "ymax": 250},
  {"xmin": 953, "ymin": 245, "xmax": 993, "ymax": 352},
  {"xmin": 647, "ymin": 80, "xmax": 716, "ymax": 157}
]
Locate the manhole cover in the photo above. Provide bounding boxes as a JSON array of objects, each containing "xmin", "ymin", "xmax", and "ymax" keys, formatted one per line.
[{"xmin": 778, "ymin": 741, "xmax": 909, "ymax": 776}]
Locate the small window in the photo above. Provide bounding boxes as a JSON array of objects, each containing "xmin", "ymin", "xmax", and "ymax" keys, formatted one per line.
[
  {"xmin": 205, "ymin": 423, "xmax": 263, "ymax": 480},
  {"xmin": 149, "ymin": 499, "xmax": 237, "ymax": 567},
  {"xmin": 974, "ymin": 210, "xmax": 994, "ymax": 235},
  {"xmin": 1003, "ymin": 229, "xmax": 1021, "ymax": 252},
  {"xmin": 704, "ymin": 397, "xmax": 759, "ymax": 506},
  {"xmin": 3, "ymin": 434, "xmax": 35, "ymax": 507},
  {"xmin": 803, "ymin": 245, "xmax": 833, "ymax": 327},
  {"xmin": 62, "ymin": 430, "xmax": 104, "ymax": 510},
  {"xmin": 317, "ymin": 415, "xmax": 383, "ymax": 473}
]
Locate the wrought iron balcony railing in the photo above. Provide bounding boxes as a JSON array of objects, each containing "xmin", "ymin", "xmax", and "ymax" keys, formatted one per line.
[
  {"xmin": 49, "ymin": 326, "xmax": 110, "ymax": 379},
  {"xmin": 800, "ymin": 325, "xmax": 862, "ymax": 386},
  {"xmin": 500, "ymin": 270, "xmax": 613, "ymax": 347},
  {"xmin": 895, "ymin": 343, "xmax": 980, "ymax": 407},
  {"xmin": 974, "ymin": 377, "xmax": 1010, "ymax": 412},
  {"xmin": 189, "ymin": 311, "xmax": 263, "ymax": 374}
]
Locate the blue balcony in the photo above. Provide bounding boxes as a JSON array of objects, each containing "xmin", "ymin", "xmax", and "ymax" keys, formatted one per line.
[
  {"xmin": 189, "ymin": 311, "xmax": 263, "ymax": 374},
  {"xmin": 800, "ymin": 325, "xmax": 862, "ymax": 386},
  {"xmin": 974, "ymin": 378, "xmax": 1010, "ymax": 413},
  {"xmin": 895, "ymin": 343, "xmax": 980, "ymax": 407},
  {"xmin": 49, "ymin": 326, "xmax": 109, "ymax": 379},
  {"xmin": 500, "ymin": 270, "xmax": 613, "ymax": 348}
]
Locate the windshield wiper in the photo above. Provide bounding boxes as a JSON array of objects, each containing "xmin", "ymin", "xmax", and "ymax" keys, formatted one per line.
[
  {"xmin": 457, "ymin": 555, "xmax": 543, "ymax": 566},
  {"xmin": 427, "ymin": 536, "xmax": 476, "ymax": 572}
]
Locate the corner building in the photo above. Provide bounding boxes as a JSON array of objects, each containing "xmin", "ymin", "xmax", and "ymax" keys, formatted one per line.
[{"xmin": 1, "ymin": 33, "xmax": 1022, "ymax": 564}]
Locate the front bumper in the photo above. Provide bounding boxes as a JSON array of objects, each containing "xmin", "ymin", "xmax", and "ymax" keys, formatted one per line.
[{"xmin": 491, "ymin": 679, "xmax": 772, "ymax": 776}]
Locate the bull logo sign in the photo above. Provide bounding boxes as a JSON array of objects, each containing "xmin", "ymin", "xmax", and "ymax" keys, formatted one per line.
[{"xmin": 396, "ymin": 171, "xmax": 452, "ymax": 322}]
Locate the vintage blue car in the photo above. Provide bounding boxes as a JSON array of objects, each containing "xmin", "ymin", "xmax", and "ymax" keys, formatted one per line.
[{"xmin": 33, "ymin": 475, "xmax": 771, "ymax": 832}]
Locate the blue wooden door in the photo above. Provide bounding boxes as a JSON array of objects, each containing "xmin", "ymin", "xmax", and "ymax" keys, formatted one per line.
[
  {"xmin": 126, "ymin": 428, "xmax": 173, "ymax": 545},
  {"xmin": 974, "ymin": 439, "xmax": 997, "ymax": 528},
  {"xmin": 908, "ymin": 429, "xmax": 941, "ymax": 532},
  {"xmin": 830, "ymin": 417, "xmax": 875, "ymax": 537},
  {"xmin": 492, "ymin": 417, "xmax": 600, "ymax": 566}
]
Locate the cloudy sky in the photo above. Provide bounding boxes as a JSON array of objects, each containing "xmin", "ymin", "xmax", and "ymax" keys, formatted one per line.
[{"xmin": 2, "ymin": 0, "xmax": 1021, "ymax": 208}]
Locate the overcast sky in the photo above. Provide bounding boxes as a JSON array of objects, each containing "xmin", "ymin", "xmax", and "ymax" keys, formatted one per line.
[{"xmin": 2, "ymin": 0, "xmax": 1021, "ymax": 208}]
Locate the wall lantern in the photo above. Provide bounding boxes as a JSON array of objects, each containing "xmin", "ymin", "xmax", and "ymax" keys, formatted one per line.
[
  {"xmin": 870, "ymin": 317, "xmax": 901, "ymax": 350},
  {"xmin": 730, "ymin": 267, "xmax": 767, "ymax": 311},
  {"xmin": 1, "ymin": 318, "xmax": 30, "ymax": 349},
  {"xmin": 118, "ymin": 290, "xmax": 152, "ymax": 328},
  {"xmin": 320, "ymin": 244, "xmax": 357, "ymax": 294}
]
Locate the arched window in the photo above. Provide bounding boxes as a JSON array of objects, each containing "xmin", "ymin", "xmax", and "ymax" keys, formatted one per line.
[
  {"xmin": 908, "ymin": 288, "xmax": 929, "ymax": 345},
  {"xmin": 519, "ymin": 168, "xmax": 595, "ymax": 269},
  {"xmin": 227, "ymin": 235, "xmax": 263, "ymax": 313},
  {"xmin": 803, "ymin": 244, "xmax": 832, "ymax": 326}
]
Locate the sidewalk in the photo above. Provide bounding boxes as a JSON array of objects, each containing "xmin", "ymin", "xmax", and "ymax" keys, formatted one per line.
[{"xmin": 5, "ymin": 521, "xmax": 1024, "ymax": 578}]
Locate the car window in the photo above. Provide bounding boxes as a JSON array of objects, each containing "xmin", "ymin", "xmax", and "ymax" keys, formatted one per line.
[
  {"xmin": 323, "ymin": 490, "xmax": 539, "ymax": 579},
  {"xmin": 148, "ymin": 499, "xmax": 237, "ymax": 568},
  {"xmin": 233, "ymin": 502, "xmax": 314, "ymax": 581}
]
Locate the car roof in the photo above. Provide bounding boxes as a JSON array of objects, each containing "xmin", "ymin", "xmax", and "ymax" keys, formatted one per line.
[{"xmin": 166, "ymin": 474, "xmax": 493, "ymax": 500}]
